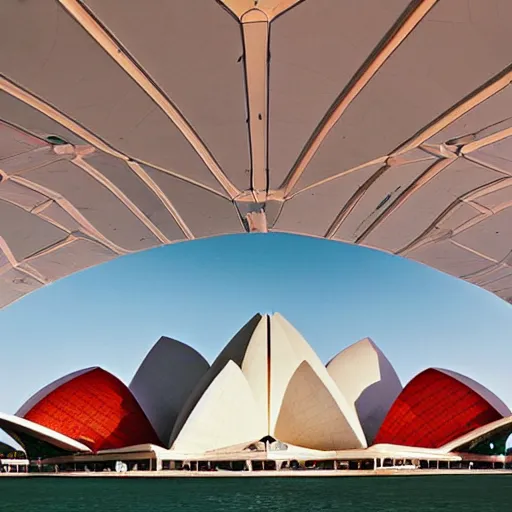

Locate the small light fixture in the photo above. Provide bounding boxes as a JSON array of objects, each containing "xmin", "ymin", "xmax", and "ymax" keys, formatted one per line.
[{"xmin": 45, "ymin": 135, "xmax": 68, "ymax": 146}]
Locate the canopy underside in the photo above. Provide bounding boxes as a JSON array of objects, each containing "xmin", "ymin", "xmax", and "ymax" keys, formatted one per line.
[{"xmin": 1, "ymin": 0, "xmax": 512, "ymax": 308}]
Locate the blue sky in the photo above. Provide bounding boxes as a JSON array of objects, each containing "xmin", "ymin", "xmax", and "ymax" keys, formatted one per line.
[{"xmin": 1, "ymin": 233, "xmax": 511, "ymax": 446}]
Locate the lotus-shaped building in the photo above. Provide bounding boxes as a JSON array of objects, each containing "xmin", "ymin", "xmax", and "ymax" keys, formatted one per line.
[{"xmin": 2, "ymin": 313, "xmax": 511, "ymax": 471}]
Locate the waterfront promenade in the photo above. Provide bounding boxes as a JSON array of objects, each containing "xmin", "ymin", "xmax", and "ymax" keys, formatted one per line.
[{"xmin": 2, "ymin": 468, "xmax": 512, "ymax": 478}]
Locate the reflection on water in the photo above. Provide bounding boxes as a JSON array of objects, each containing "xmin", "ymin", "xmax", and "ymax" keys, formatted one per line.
[{"xmin": 1, "ymin": 475, "xmax": 512, "ymax": 511}]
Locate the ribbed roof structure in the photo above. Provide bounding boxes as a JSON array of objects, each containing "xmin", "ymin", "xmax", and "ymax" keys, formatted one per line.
[{"xmin": 1, "ymin": 1, "xmax": 512, "ymax": 308}]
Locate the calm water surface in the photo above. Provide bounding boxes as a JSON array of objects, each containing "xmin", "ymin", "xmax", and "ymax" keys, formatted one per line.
[{"xmin": 1, "ymin": 475, "xmax": 511, "ymax": 511}]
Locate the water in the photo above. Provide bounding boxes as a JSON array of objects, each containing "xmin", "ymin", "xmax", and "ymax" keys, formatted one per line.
[{"xmin": 1, "ymin": 475, "xmax": 511, "ymax": 511}]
